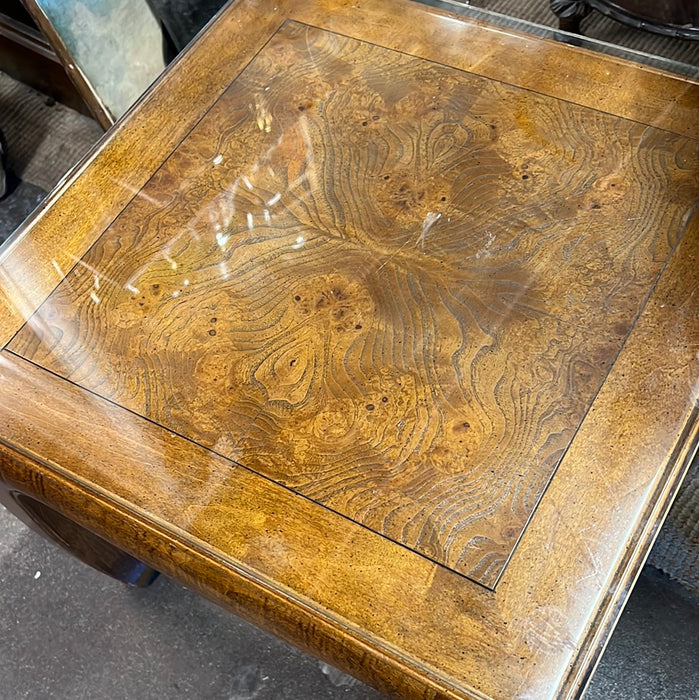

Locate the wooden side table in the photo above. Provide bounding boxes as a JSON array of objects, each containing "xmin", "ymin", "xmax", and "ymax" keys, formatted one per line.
[{"xmin": 0, "ymin": 0, "xmax": 697, "ymax": 697}]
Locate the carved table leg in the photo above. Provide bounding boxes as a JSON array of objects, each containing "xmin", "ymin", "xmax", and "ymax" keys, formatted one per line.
[
  {"xmin": 0, "ymin": 483, "xmax": 159, "ymax": 587},
  {"xmin": 550, "ymin": 0, "xmax": 592, "ymax": 34}
]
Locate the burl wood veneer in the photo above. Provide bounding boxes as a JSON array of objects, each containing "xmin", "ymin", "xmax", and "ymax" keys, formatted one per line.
[{"xmin": 0, "ymin": 0, "xmax": 697, "ymax": 698}]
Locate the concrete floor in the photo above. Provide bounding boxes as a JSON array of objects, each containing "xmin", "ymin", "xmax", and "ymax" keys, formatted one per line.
[
  {"xmin": 0, "ymin": 506, "xmax": 382, "ymax": 700},
  {"xmin": 1, "ymin": 70, "xmax": 698, "ymax": 699}
]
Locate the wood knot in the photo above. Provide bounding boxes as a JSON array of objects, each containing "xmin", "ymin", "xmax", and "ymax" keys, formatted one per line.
[{"xmin": 291, "ymin": 273, "xmax": 373, "ymax": 333}]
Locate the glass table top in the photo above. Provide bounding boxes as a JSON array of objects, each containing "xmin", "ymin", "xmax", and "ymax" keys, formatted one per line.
[
  {"xmin": 0, "ymin": 1, "xmax": 696, "ymax": 697},
  {"xmin": 5, "ymin": 16, "xmax": 697, "ymax": 586},
  {"xmin": 422, "ymin": 0, "xmax": 699, "ymax": 78}
]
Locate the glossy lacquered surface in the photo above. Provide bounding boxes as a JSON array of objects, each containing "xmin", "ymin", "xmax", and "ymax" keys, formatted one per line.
[{"xmin": 0, "ymin": 1, "xmax": 697, "ymax": 698}]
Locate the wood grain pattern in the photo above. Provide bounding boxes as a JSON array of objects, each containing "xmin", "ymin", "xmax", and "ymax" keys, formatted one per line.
[
  {"xmin": 8, "ymin": 21, "xmax": 697, "ymax": 586},
  {"xmin": 0, "ymin": 212, "xmax": 696, "ymax": 699},
  {"xmin": 290, "ymin": 0, "xmax": 699, "ymax": 140},
  {"xmin": 0, "ymin": 0, "xmax": 284, "ymax": 347},
  {"xmin": 1, "ymin": 0, "xmax": 696, "ymax": 349},
  {"xmin": 1, "ymin": 1, "xmax": 698, "ymax": 698}
]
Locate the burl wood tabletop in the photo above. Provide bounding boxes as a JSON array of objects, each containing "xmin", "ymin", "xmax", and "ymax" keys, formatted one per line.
[
  {"xmin": 8, "ymin": 21, "xmax": 696, "ymax": 587},
  {"xmin": 0, "ymin": 1, "xmax": 697, "ymax": 698}
]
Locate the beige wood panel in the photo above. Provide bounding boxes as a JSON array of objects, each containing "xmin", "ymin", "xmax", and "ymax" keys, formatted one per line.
[{"xmin": 23, "ymin": 0, "xmax": 167, "ymax": 127}]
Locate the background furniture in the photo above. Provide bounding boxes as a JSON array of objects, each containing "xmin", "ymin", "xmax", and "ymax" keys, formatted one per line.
[
  {"xmin": 20, "ymin": 0, "xmax": 168, "ymax": 127},
  {"xmin": 550, "ymin": 0, "xmax": 699, "ymax": 39}
]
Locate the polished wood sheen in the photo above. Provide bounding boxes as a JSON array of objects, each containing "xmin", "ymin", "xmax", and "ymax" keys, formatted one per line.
[
  {"xmin": 7, "ymin": 20, "xmax": 697, "ymax": 587},
  {"xmin": 0, "ymin": 1, "xmax": 697, "ymax": 698}
]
